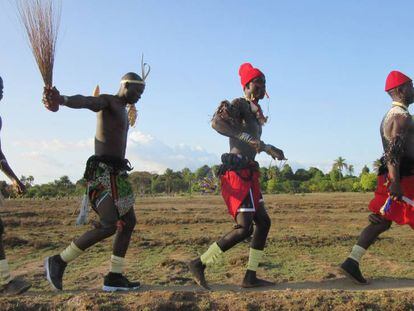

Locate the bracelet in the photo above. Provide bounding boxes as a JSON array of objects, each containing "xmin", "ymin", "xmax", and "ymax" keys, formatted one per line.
[
  {"xmin": 61, "ymin": 96, "xmax": 69, "ymax": 105},
  {"xmin": 238, "ymin": 132, "xmax": 253, "ymax": 143}
]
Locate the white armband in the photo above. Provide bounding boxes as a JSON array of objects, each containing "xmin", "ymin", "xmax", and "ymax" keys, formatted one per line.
[{"xmin": 62, "ymin": 96, "xmax": 69, "ymax": 105}]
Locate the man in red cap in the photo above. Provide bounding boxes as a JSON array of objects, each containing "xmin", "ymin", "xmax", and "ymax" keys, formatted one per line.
[
  {"xmin": 340, "ymin": 70, "xmax": 414, "ymax": 284},
  {"xmin": 188, "ymin": 63, "xmax": 286, "ymax": 289}
]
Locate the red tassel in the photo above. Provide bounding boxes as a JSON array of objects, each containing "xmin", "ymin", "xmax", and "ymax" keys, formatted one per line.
[{"xmin": 116, "ymin": 220, "xmax": 126, "ymax": 232}]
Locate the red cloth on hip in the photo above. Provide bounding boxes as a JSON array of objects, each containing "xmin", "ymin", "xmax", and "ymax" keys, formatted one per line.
[
  {"xmin": 220, "ymin": 167, "xmax": 261, "ymax": 218},
  {"xmin": 369, "ymin": 174, "xmax": 414, "ymax": 229}
]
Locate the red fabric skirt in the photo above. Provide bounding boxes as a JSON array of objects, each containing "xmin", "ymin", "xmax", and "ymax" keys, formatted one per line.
[
  {"xmin": 220, "ymin": 168, "xmax": 261, "ymax": 218},
  {"xmin": 369, "ymin": 174, "xmax": 414, "ymax": 229}
]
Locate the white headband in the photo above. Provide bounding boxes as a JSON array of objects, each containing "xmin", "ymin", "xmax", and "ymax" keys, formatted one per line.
[{"xmin": 120, "ymin": 80, "xmax": 145, "ymax": 85}]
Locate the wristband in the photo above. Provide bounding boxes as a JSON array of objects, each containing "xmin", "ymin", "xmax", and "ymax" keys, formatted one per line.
[
  {"xmin": 61, "ymin": 96, "xmax": 69, "ymax": 105},
  {"xmin": 238, "ymin": 132, "xmax": 254, "ymax": 143}
]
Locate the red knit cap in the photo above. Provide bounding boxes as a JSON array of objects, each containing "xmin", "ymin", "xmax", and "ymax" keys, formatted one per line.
[
  {"xmin": 239, "ymin": 63, "xmax": 264, "ymax": 88},
  {"xmin": 385, "ymin": 70, "xmax": 412, "ymax": 91}
]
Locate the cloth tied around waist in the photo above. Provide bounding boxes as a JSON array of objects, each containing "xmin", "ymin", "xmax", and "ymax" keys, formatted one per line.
[
  {"xmin": 219, "ymin": 153, "xmax": 261, "ymax": 218},
  {"xmin": 76, "ymin": 155, "xmax": 135, "ymax": 225},
  {"xmin": 369, "ymin": 157, "xmax": 414, "ymax": 228}
]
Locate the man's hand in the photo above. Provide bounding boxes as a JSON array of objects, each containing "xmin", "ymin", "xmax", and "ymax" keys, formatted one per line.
[
  {"xmin": 43, "ymin": 86, "xmax": 63, "ymax": 112},
  {"xmin": 388, "ymin": 180, "xmax": 403, "ymax": 201},
  {"xmin": 12, "ymin": 179, "xmax": 26, "ymax": 195},
  {"xmin": 264, "ymin": 144, "xmax": 286, "ymax": 160}
]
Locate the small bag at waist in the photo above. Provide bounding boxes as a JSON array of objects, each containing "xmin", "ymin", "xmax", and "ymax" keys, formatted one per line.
[
  {"xmin": 83, "ymin": 155, "xmax": 133, "ymax": 180},
  {"xmin": 218, "ymin": 153, "xmax": 259, "ymax": 176}
]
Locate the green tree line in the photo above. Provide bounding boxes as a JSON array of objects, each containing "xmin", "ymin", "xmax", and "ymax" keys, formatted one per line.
[{"xmin": 1, "ymin": 157, "xmax": 379, "ymax": 199}]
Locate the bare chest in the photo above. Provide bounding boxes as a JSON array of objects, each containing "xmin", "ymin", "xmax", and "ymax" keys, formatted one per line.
[
  {"xmin": 98, "ymin": 105, "xmax": 129, "ymax": 134},
  {"xmin": 242, "ymin": 111, "xmax": 262, "ymax": 138}
]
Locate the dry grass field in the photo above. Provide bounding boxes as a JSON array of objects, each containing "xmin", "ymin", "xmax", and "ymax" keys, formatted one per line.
[{"xmin": 1, "ymin": 193, "xmax": 414, "ymax": 310}]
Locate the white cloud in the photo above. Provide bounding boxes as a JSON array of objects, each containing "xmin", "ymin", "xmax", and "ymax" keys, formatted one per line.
[
  {"xmin": 126, "ymin": 130, "xmax": 219, "ymax": 174},
  {"xmin": 13, "ymin": 138, "xmax": 93, "ymax": 152},
  {"xmin": 9, "ymin": 131, "xmax": 220, "ymax": 183},
  {"xmin": 128, "ymin": 131, "xmax": 154, "ymax": 145}
]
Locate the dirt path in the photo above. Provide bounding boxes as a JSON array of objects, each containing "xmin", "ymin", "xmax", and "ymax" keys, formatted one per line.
[
  {"xmin": 104, "ymin": 277, "xmax": 414, "ymax": 292},
  {"xmin": 158, "ymin": 277, "xmax": 414, "ymax": 292},
  {"xmin": 22, "ymin": 277, "xmax": 414, "ymax": 296}
]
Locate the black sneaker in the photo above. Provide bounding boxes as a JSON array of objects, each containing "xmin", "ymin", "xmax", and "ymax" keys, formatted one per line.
[
  {"xmin": 102, "ymin": 272, "xmax": 140, "ymax": 292},
  {"xmin": 0, "ymin": 277, "xmax": 31, "ymax": 295},
  {"xmin": 44, "ymin": 255, "xmax": 67, "ymax": 290},
  {"xmin": 241, "ymin": 269, "xmax": 275, "ymax": 288},
  {"xmin": 188, "ymin": 258, "xmax": 210, "ymax": 290},
  {"xmin": 340, "ymin": 258, "xmax": 368, "ymax": 285}
]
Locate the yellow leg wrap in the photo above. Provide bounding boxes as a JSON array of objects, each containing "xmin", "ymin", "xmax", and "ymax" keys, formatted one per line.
[
  {"xmin": 200, "ymin": 242, "xmax": 223, "ymax": 266},
  {"xmin": 110, "ymin": 255, "xmax": 125, "ymax": 274},
  {"xmin": 349, "ymin": 245, "xmax": 366, "ymax": 263},
  {"xmin": 0, "ymin": 259, "xmax": 11, "ymax": 286},
  {"xmin": 60, "ymin": 242, "xmax": 84, "ymax": 263},
  {"xmin": 247, "ymin": 248, "xmax": 264, "ymax": 272}
]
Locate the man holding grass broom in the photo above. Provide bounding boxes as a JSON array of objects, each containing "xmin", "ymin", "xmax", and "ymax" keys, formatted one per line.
[
  {"xmin": 42, "ymin": 70, "xmax": 147, "ymax": 292},
  {"xmin": 340, "ymin": 70, "xmax": 414, "ymax": 284},
  {"xmin": 18, "ymin": 0, "xmax": 148, "ymax": 291}
]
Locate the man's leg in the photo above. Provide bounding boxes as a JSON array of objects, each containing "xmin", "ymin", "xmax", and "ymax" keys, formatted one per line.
[
  {"xmin": 103, "ymin": 208, "xmax": 140, "ymax": 292},
  {"xmin": 340, "ymin": 213, "xmax": 392, "ymax": 284},
  {"xmin": 112, "ymin": 208, "xmax": 136, "ymax": 257},
  {"xmin": 250, "ymin": 202, "xmax": 271, "ymax": 250},
  {"xmin": 216, "ymin": 212, "xmax": 254, "ymax": 251},
  {"xmin": 242, "ymin": 202, "xmax": 274, "ymax": 288},
  {"xmin": 74, "ymin": 195, "xmax": 119, "ymax": 250},
  {"xmin": 189, "ymin": 195, "xmax": 254, "ymax": 289},
  {"xmin": 0, "ymin": 217, "xmax": 31, "ymax": 294},
  {"xmin": 0, "ymin": 218, "xmax": 9, "ymax": 286},
  {"xmin": 45, "ymin": 195, "xmax": 118, "ymax": 290}
]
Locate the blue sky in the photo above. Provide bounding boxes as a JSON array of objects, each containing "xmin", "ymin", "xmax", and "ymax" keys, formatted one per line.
[{"xmin": 0, "ymin": 0, "xmax": 413, "ymax": 183}]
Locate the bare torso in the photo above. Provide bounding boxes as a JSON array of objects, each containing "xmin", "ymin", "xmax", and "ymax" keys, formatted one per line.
[
  {"xmin": 94, "ymin": 95, "xmax": 129, "ymax": 159},
  {"xmin": 213, "ymin": 98, "xmax": 262, "ymax": 160},
  {"xmin": 381, "ymin": 106, "xmax": 414, "ymax": 160}
]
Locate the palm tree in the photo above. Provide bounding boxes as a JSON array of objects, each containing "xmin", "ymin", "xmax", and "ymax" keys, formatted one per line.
[
  {"xmin": 26, "ymin": 175, "xmax": 34, "ymax": 186},
  {"xmin": 347, "ymin": 164, "xmax": 354, "ymax": 176},
  {"xmin": 373, "ymin": 159, "xmax": 382, "ymax": 174},
  {"xmin": 361, "ymin": 165, "xmax": 370, "ymax": 175},
  {"xmin": 181, "ymin": 168, "xmax": 194, "ymax": 194},
  {"xmin": 164, "ymin": 168, "xmax": 174, "ymax": 194},
  {"xmin": 333, "ymin": 157, "xmax": 348, "ymax": 174}
]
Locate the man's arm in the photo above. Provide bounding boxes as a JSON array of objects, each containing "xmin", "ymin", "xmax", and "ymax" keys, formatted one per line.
[
  {"xmin": 0, "ymin": 147, "xmax": 25, "ymax": 195},
  {"xmin": 211, "ymin": 100, "xmax": 243, "ymax": 138},
  {"xmin": 384, "ymin": 113, "xmax": 411, "ymax": 200},
  {"xmin": 43, "ymin": 87, "xmax": 109, "ymax": 112},
  {"xmin": 62, "ymin": 95, "xmax": 109, "ymax": 112},
  {"xmin": 261, "ymin": 143, "xmax": 286, "ymax": 161},
  {"xmin": 211, "ymin": 99, "xmax": 261, "ymax": 149}
]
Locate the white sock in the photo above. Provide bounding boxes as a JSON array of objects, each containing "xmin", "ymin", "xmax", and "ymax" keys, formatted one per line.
[
  {"xmin": 60, "ymin": 242, "xmax": 84, "ymax": 263},
  {"xmin": 348, "ymin": 245, "xmax": 366, "ymax": 263},
  {"xmin": 0, "ymin": 259, "xmax": 11, "ymax": 286},
  {"xmin": 110, "ymin": 255, "xmax": 125, "ymax": 274}
]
